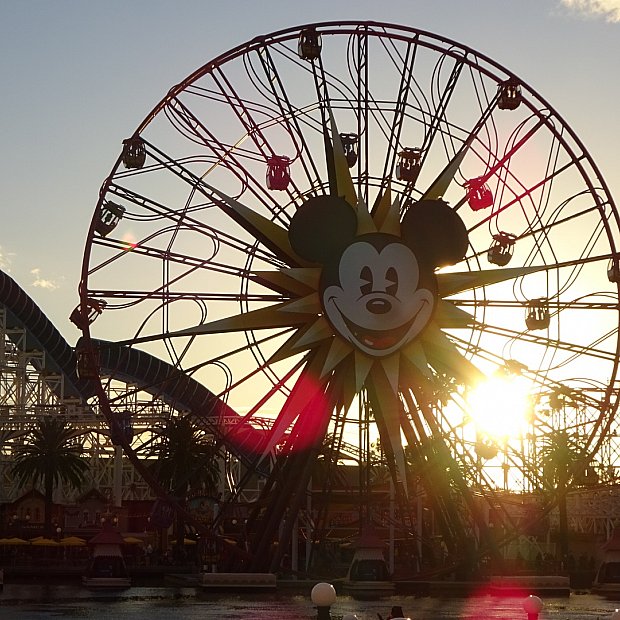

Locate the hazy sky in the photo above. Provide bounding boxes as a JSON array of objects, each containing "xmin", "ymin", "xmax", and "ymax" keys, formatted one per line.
[{"xmin": 1, "ymin": 0, "xmax": 619, "ymax": 343}]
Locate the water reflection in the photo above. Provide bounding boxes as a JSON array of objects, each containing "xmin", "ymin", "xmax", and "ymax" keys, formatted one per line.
[{"xmin": 1, "ymin": 587, "xmax": 620, "ymax": 619}]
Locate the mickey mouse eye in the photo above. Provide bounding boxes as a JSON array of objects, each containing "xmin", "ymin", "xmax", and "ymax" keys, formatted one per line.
[
  {"xmin": 386, "ymin": 266, "xmax": 398, "ymax": 296},
  {"xmin": 360, "ymin": 265, "xmax": 373, "ymax": 295}
]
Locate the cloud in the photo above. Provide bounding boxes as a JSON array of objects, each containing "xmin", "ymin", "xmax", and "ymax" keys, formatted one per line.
[
  {"xmin": 559, "ymin": 0, "xmax": 620, "ymax": 22},
  {"xmin": 30, "ymin": 268, "xmax": 60, "ymax": 291},
  {"xmin": 0, "ymin": 246, "xmax": 14, "ymax": 272}
]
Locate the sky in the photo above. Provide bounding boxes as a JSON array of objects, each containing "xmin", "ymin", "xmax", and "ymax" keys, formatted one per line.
[{"xmin": 1, "ymin": 0, "xmax": 619, "ymax": 345}]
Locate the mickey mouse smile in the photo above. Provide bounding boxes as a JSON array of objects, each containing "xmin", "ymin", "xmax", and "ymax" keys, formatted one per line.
[
  {"xmin": 322, "ymin": 238, "xmax": 435, "ymax": 357},
  {"xmin": 326, "ymin": 294, "xmax": 432, "ymax": 354}
]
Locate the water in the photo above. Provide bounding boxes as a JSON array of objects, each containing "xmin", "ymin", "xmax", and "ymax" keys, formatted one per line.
[{"xmin": 2, "ymin": 587, "xmax": 620, "ymax": 620}]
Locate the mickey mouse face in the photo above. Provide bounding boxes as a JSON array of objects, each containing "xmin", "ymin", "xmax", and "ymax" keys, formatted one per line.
[
  {"xmin": 322, "ymin": 233, "xmax": 434, "ymax": 357},
  {"xmin": 288, "ymin": 195, "xmax": 468, "ymax": 359}
]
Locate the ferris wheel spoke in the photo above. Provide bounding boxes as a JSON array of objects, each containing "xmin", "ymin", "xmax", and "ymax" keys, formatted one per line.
[
  {"xmin": 116, "ymin": 163, "xmax": 302, "ymax": 266},
  {"xmin": 449, "ymin": 329, "xmax": 618, "ymax": 390},
  {"xmin": 351, "ymin": 26, "xmax": 369, "ymax": 204},
  {"xmin": 164, "ymin": 97, "xmax": 292, "ymax": 222},
  {"xmin": 115, "ymin": 295, "xmax": 317, "ymax": 346},
  {"xmin": 209, "ymin": 64, "xmax": 310, "ymax": 202},
  {"xmin": 200, "ymin": 181, "xmax": 305, "ymax": 265},
  {"xmin": 210, "ymin": 66, "xmax": 277, "ymax": 158},
  {"xmin": 108, "ymin": 189, "xmax": 293, "ymax": 272},
  {"xmin": 309, "ymin": 57, "xmax": 358, "ymax": 204},
  {"xmin": 252, "ymin": 44, "xmax": 325, "ymax": 189},
  {"xmin": 260, "ymin": 343, "xmax": 333, "ymax": 456},
  {"xmin": 419, "ymin": 54, "xmax": 467, "ymax": 158},
  {"xmin": 454, "ymin": 320, "xmax": 618, "ymax": 367},
  {"xmin": 469, "ymin": 176, "xmax": 608, "ymax": 251},
  {"xmin": 90, "ymin": 235, "xmax": 279, "ymax": 280},
  {"xmin": 104, "ymin": 180, "xmax": 288, "ymax": 270},
  {"xmin": 310, "ymin": 55, "xmax": 338, "ymax": 197},
  {"xmin": 401, "ymin": 84, "xmax": 503, "ymax": 206},
  {"xmin": 87, "ymin": 289, "xmax": 285, "ymax": 304},
  {"xmin": 219, "ymin": 354, "xmax": 306, "ymax": 422},
  {"xmin": 466, "ymin": 156, "xmax": 591, "ymax": 237},
  {"xmin": 519, "ymin": 205, "xmax": 608, "ymax": 272},
  {"xmin": 448, "ymin": 114, "xmax": 547, "ymax": 216},
  {"xmin": 99, "ymin": 326, "xmax": 298, "ymax": 406},
  {"xmin": 452, "ymin": 297, "xmax": 620, "ymax": 312},
  {"xmin": 369, "ymin": 36, "xmax": 417, "ymax": 197}
]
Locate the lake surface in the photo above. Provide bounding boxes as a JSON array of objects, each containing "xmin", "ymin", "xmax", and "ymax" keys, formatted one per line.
[{"xmin": 2, "ymin": 586, "xmax": 620, "ymax": 619}]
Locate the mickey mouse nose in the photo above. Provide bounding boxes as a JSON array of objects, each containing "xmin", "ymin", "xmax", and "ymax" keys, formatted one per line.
[{"xmin": 366, "ymin": 298, "xmax": 392, "ymax": 314}]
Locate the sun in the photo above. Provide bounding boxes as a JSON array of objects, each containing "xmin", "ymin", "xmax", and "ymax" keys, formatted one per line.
[
  {"xmin": 141, "ymin": 114, "xmax": 543, "ymax": 489},
  {"xmin": 467, "ymin": 372, "xmax": 533, "ymax": 441}
]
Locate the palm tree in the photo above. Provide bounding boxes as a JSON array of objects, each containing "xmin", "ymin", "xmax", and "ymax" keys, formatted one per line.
[
  {"xmin": 11, "ymin": 417, "xmax": 88, "ymax": 536},
  {"xmin": 149, "ymin": 415, "xmax": 221, "ymax": 558},
  {"xmin": 539, "ymin": 429, "xmax": 583, "ymax": 564}
]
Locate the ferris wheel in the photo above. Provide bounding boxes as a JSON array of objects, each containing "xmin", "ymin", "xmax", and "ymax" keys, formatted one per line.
[{"xmin": 77, "ymin": 21, "xmax": 620, "ymax": 571}]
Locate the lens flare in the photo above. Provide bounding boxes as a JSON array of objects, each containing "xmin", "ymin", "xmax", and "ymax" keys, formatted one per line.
[
  {"xmin": 467, "ymin": 372, "xmax": 532, "ymax": 440},
  {"xmin": 121, "ymin": 231, "xmax": 137, "ymax": 251}
]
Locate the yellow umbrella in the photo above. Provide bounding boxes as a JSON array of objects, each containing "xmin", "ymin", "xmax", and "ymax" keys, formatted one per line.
[
  {"xmin": 170, "ymin": 538, "xmax": 197, "ymax": 545},
  {"xmin": 123, "ymin": 536, "xmax": 144, "ymax": 545},
  {"xmin": 60, "ymin": 536, "xmax": 86, "ymax": 547},
  {"xmin": 0, "ymin": 537, "xmax": 29, "ymax": 546},
  {"xmin": 31, "ymin": 537, "xmax": 60, "ymax": 546}
]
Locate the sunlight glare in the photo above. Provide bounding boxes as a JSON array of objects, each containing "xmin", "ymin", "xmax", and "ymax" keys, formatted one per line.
[
  {"xmin": 467, "ymin": 372, "xmax": 532, "ymax": 440},
  {"xmin": 121, "ymin": 231, "xmax": 137, "ymax": 251}
]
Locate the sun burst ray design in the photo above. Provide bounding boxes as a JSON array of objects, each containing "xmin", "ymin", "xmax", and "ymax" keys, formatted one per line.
[
  {"xmin": 329, "ymin": 108, "xmax": 357, "ymax": 207},
  {"xmin": 321, "ymin": 337, "xmax": 353, "ymax": 377},
  {"xmin": 127, "ymin": 185, "xmax": 524, "ymax": 491}
]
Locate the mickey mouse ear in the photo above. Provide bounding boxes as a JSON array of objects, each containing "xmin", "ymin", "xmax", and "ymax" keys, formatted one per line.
[
  {"xmin": 401, "ymin": 199, "xmax": 468, "ymax": 268},
  {"xmin": 289, "ymin": 195, "xmax": 357, "ymax": 263}
]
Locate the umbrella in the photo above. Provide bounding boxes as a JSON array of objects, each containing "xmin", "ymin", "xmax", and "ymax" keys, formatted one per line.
[
  {"xmin": 170, "ymin": 538, "xmax": 197, "ymax": 545},
  {"xmin": 0, "ymin": 537, "xmax": 29, "ymax": 546},
  {"xmin": 60, "ymin": 536, "xmax": 86, "ymax": 547},
  {"xmin": 123, "ymin": 536, "xmax": 144, "ymax": 545},
  {"xmin": 31, "ymin": 537, "xmax": 60, "ymax": 546}
]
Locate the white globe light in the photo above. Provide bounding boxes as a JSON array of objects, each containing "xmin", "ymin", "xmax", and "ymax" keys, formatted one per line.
[
  {"xmin": 523, "ymin": 595, "xmax": 544, "ymax": 615},
  {"xmin": 311, "ymin": 582, "xmax": 337, "ymax": 607}
]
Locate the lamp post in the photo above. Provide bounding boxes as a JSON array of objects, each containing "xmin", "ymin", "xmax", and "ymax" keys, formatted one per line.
[
  {"xmin": 523, "ymin": 595, "xmax": 543, "ymax": 620},
  {"xmin": 9, "ymin": 513, "xmax": 32, "ymax": 538},
  {"xmin": 311, "ymin": 582, "xmax": 337, "ymax": 620}
]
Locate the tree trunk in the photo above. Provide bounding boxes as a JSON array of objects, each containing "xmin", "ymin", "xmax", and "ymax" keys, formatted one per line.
[
  {"xmin": 44, "ymin": 471, "xmax": 54, "ymax": 537},
  {"xmin": 558, "ymin": 475, "xmax": 569, "ymax": 565},
  {"xmin": 174, "ymin": 483, "xmax": 188, "ymax": 563}
]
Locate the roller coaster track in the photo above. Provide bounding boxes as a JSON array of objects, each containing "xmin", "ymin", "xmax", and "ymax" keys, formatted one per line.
[
  {"xmin": 0, "ymin": 269, "xmax": 265, "ymax": 503},
  {"xmin": 0, "ymin": 269, "xmax": 92, "ymax": 403}
]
